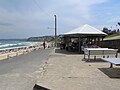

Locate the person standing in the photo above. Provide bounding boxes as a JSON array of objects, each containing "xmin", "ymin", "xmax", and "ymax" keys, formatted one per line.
[{"xmin": 43, "ymin": 41, "xmax": 46, "ymax": 49}]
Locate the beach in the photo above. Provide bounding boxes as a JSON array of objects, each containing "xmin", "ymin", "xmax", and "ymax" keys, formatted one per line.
[
  {"xmin": 0, "ymin": 41, "xmax": 44, "ymax": 61},
  {"xmin": 0, "ymin": 41, "xmax": 53, "ymax": 61}
]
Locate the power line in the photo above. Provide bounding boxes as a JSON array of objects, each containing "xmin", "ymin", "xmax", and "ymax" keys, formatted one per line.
[
  {"xmin": 32, "ymin": 0, "xmax": 51, "ymax": 18},
  {"xmin": 32, "ymin": 0, "xmax": 56, "ymax": 37}
]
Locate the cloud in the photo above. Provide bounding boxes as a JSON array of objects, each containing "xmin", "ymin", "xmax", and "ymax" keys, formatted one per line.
[
  {"xmin": 0, "ymin": 0, "xmax": 110, "ymax": 38},
  {"xmin": 107, "ymin": 17, "xmax": 120, "ymax": 23},
  {"xmin": 47, "ymin": 0, "xmax": 109, "ymax": 23},
  {"xmin": 0, "ymin": 28, "xmax": 15, "ymax": 32},
  {"xmin": 0, "ymin": 22, "xmax": 13, "ymax": 26}
]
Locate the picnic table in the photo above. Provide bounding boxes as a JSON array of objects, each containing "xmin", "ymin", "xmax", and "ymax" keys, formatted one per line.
[
  {"xmin": 102, "ymin": 58, "xmax": 120, "ymax": 68},
  {"xmin": 84, "ymin": 48, "xmax": 118, "ymax": 60}
]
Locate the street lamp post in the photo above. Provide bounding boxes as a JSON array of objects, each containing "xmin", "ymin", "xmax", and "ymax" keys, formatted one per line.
[
  {"xmin": 54, "ymin": 15, "xmax": 57, "ymax": 47},
  {"xmin": 48, "ymin": 15, "xmax": 57, "ymax": 47}
]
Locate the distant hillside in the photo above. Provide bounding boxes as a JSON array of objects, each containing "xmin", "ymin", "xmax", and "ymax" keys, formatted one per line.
[{"xmin": 27, "ymin": 36, "xmax": 54, "ymax": 42}]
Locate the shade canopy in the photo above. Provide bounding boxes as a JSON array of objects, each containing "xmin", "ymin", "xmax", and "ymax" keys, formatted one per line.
[{"xmin": 63, "ymin": 24, "xmax": 107, "ymax": 37}]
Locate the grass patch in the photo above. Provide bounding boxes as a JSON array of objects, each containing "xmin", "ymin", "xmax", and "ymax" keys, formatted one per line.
[{"xmin": 105, "ymin": 33, "xmax": 120, "ymax": 38}]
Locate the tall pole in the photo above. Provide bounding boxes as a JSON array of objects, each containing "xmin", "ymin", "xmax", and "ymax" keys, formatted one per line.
[{"xmin": 54, "ymin": 15, "xmax": 57, "ymax": 47}]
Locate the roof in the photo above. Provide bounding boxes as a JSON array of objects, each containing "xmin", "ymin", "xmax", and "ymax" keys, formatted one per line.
[{"xmin": 63, "ymin": 24, "xmax": 107, "ymax": 36}]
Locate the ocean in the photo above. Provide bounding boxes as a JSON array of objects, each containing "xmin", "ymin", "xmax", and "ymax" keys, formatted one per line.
[{"xmin": 0, "ymin": 39, "xmax": 37, "ymax": 49}]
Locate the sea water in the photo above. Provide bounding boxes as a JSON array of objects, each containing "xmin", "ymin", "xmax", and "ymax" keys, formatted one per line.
[{"xmin": 0, "ymin": 39, "xmax": 37, "ymax": 49}]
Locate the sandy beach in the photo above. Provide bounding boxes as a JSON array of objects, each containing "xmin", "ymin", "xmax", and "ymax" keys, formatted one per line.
[{"xmin": 0, "ymin": 42, "xmax": 44, "ymax": 61}]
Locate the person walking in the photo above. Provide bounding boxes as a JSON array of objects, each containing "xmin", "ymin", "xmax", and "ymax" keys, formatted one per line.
[{"xmin": 43, "ymin": 41, "xmax": 46, "ymax": 49}]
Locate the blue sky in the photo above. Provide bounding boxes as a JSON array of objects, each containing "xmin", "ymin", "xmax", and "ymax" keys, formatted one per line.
[{"xmin": 0, "ymin": 0, "xmax": 120, "ymax": 39}]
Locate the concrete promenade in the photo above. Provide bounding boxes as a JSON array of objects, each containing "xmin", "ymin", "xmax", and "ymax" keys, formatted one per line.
[
  {"xmin": 0, "ymin": 48, "xmax": 53, "ymax": 90},
  {"xmin": 36, "ymin": 48, "xmax": 120, "ymax": 90}
]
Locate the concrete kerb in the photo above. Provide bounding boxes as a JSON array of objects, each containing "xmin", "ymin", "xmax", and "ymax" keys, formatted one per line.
[
  {"xmin": 34, "ymin": 48, "xmax": 76, "ymax": 89},
  {"xmin": 33, "ymin": 48, "xmax": 55, "ymax": 89},
  {"xmin": 32, "ymin": 48, "xmax": 54, "ymax": 75}
]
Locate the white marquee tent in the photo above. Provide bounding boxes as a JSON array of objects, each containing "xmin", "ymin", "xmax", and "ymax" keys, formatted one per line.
[
  {"xmin": 62, "ymin": 24, "xmax": 107, "ymax": 53},
  {"xmin": 64, "ymin": 24, "xmax": 107, "ymax": 36}
]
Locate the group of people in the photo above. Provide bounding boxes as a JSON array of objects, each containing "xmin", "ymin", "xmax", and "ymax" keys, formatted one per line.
[
  {"xmin": 81, "ymin": 41, "xmax": 100, "ymax": 51},
  {"xmin": 60, "ymin": 39, "xmax": 100, "ymax": 52},
  {"xmin": 60, "ymin": 40, "xmax": 79, "ymax": 51},
  {"xmin": 60, "ymin": 42, "xmax": 66, "ymax": 49}
]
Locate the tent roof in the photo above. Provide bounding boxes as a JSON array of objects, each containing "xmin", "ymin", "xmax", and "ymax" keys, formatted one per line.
[{"xmin": 63, "ymin": 24, "xmax": 107, "ymax": 36}]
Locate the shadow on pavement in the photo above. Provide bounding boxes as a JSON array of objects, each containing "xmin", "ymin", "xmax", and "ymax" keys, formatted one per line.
[
  {"xmin": 99, "ymin": 68, "xmax": 120, "ymax": 78},
  {"xmin": 33, "ymin": 84, "xmax": 51, "ymax": 90},
  {"xmin": 83, "ymin": 58, "xmax": 106, "ymax": 63},
  {"xmin": 55, "ymin": 48, "xmax": 82, "ymax": 55}
]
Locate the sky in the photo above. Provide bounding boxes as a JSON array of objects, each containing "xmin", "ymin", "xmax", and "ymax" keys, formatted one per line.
[{"xmin": 0, "ymin": 0, "xmax": 120, "ymax": 39}]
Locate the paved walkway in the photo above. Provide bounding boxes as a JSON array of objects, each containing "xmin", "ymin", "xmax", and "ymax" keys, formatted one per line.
[
  {"xmin": 0, "ymin": 48, "xmax": 53, "ymax": 90},
  {"xmin": 36, "ymin": 48, "xmax": 120, "ymax": 90}
]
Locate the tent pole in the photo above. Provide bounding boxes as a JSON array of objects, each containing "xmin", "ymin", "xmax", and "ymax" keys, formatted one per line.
[{"xmin": 78, "ymin": 35, "xmax": 81, "ymax": 53}]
